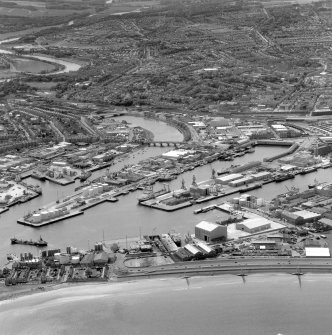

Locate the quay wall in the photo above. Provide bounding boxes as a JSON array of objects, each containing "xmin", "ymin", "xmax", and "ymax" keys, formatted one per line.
[{"xmin": 263, "ymin": 142, "xmax": 299, "ymax": 162}]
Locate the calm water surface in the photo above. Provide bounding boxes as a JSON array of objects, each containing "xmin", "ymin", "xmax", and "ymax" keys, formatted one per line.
[{"xmin": 1, "ymin": 274, "xmax": 332, "ymax": 335}]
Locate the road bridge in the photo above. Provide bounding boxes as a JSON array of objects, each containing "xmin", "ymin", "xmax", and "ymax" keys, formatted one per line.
[{"xmin": 148, "ymin": 141, "xmax": 183, "ymax": 147}]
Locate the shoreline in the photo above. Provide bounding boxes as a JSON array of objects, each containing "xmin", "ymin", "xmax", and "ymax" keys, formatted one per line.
[{"xmin": 2, "ymin": 261, "xmax": 332, "ymax": 302}]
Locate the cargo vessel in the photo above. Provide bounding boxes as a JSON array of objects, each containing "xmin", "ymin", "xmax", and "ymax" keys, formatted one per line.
[
  {"xmin": 275, "ymin": 173, "xmax": 294, "ymax": 183},
  {"xmin": 10, "ymin": 236, "xmax": 48, "ymax": 247},
  {"xmin": 239, "ymin": 183, "xmax": 262, "ymax": 193},
  {"xmin": 157, "ymin": 174, "xmax": 176, "ymax": 182}
]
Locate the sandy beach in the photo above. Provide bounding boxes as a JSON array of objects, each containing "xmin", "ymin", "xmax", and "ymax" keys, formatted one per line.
[{"xmin": 1, "ymin": 274, "xmax": 332, "ymax": 335}]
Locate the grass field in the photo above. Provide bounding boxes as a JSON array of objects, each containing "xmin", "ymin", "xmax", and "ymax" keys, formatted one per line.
[{"xmin": 10, "ymin": 57, "xmax": 58, "ymax": 73}]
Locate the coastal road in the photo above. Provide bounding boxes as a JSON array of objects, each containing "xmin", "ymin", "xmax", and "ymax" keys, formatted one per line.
[{"xmin": 120, "ymin": 257, "xmax": 332, "ymax": 279}]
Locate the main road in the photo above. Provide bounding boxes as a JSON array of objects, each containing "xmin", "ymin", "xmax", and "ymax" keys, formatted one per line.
[{"xmin": 120, "ymin": 257, "xmax": 332, "ymax": 279}]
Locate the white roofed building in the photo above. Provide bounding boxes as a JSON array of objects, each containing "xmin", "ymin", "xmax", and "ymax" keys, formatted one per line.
[
  {"xmin": 195, "ymin": 221, "xmax": 227, "ymax": 242},
  {"xmin": 305, "ymin": 247, "xmax": 330, "ymax": 258},
  {"xmin": 236, "ymin": 218, "xmax": 271, "ymax": 234},
  {"xmin": 292, "ymin": 210, "xmax": 321, "ymax": 223}
]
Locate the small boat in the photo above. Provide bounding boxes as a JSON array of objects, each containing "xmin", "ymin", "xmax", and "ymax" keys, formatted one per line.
[{"xmin": 10, "ymin": 236, "xmax": 48, "ymax": 247}]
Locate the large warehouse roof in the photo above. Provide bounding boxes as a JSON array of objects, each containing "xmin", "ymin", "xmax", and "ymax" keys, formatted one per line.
[
  {"xmin": 217, "ymin": 173, "xmax": 243, "ymax": 182},
  {"xmin": 305, "ymin": 247, "xmax": 330, "ymax": 258},
  {"xmin": 240, "ymin": 217, "xmax": 271, "ymax": 230},
  {"xmin": 196, "ymin": 221, "xmax": 221, "ymax": 232},
  {"xmin": 293, "ymin": 210, "xmax": 321, "ymax": 220}
]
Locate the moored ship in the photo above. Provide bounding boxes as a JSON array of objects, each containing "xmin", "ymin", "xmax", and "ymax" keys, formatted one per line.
[
  {"xmin": 239, "ymin": 183, "xmax": 262, "ymax": 193},
  {"xmin": 10, "ymin": 236, "xmax": 48, "ymax": 247},
  {"xmin": 158, "ymin": 174, "xmax": 176, "ymax": 182},
  {"xmin": 275, "ymin": 173, "xmax": 294, "ymax": 183}
]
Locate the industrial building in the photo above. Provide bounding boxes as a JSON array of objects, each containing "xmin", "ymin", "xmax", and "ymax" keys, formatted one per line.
[
  {"xmin": 280, "ymin": 210, "xmax": 304, "ymax": 225},
  {"xmin": 229, "ymin": 176, "xmax": 254, "ymax": 187},
  {"xmin": 189, "ymin": 184, "xmax": 210, "ymax": 198},
  {"xmin": 250, "ymin": 171, "xmax": 271, "ymax": 181},
  {"xmin": 251, "ymin": 240, "xmax": 278, "ymax": 250},
  {"xmin": 184, "ymin": 244, "xmax": 203, "ymax": 258},
  {"xmin": 305, "ymin": 248, "xmax": 330, "ymax": 258},
  {"xmin": 195, "ymin": 221, "xmax": 227, "ymax": 242},
  {"xmin": 236, "ymin": 218, "xmax": 271, "ymax": 233},
  {"xmin": 216, "ymin": 173, "xmax": 243, "ymax": 185},
  {"xmin": 292, "ymin": 210, "xmax": 321, "ymax": 223}
]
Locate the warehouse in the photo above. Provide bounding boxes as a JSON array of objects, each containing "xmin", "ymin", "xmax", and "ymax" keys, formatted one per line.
[
  {"xmin": 251, "ymin": 240, "xmax": 278, "ymax": 250},
  {"xmin": 216, "ymin": 173, "xmax": 243, "ymax": 185},
  {"xmin": 251, "ymin": 171, "xmax": 271, "ymax": 181},
  {"xmin": 229, "ymin": 176, "xmax": 254, "ymax": 187},
  {"xmin": 175, "ymin": 248, "xmax": 192, "ymax": 261},
  {"xmin": 292, "ymin": 210, "xmax": 321, "ymax": 223},
  {"xmin": 195, "ymin": 221, "xmax": 227, "ymax": 242},
  {"xmin": 93, "ymin": 252, "xmax": 109, "ymax": 265},
  {"xmin": 236, "ymin": 218, "xmax": 271, "ymax": 233},
  {"xmin": 280, "ymin": 210, "xmax": 304, "ymax": 225},
  {"xmin": 305, "ymin": 247, "xmax": 330, "ymax": 258},
  {"xmin": 195, "ymin": 242, "xmax": 216, "ymax": 257},
  {"xmin": 318, "ymin": 218, "xmax": 332, "ymax": 229}
]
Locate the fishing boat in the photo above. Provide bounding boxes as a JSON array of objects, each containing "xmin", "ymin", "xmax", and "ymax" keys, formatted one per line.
[{"xmin": 10, "ymin": 236, "xmax": 48, "ymax": 247}]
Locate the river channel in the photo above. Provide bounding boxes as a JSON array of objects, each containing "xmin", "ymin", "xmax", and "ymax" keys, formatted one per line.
[
  {"xmin": 0, "ymin": 38, "xmax": 81, "ymax": 75},
  {"xmin": 1, "ymin": 116, "xmax": 332, "ymax": 264}
]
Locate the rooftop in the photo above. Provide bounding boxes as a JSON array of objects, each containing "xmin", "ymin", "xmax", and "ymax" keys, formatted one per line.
[
  {"xmin": 293, "ymin": 210, "xmax": 321, "ymax": 220},
  {"xmin": 196, "ymin": 221, "xmax": 222, "ymax": 232},
  {"xmin": 305, "ymin": 247, "xmax": 330, "ymax": 258}
]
